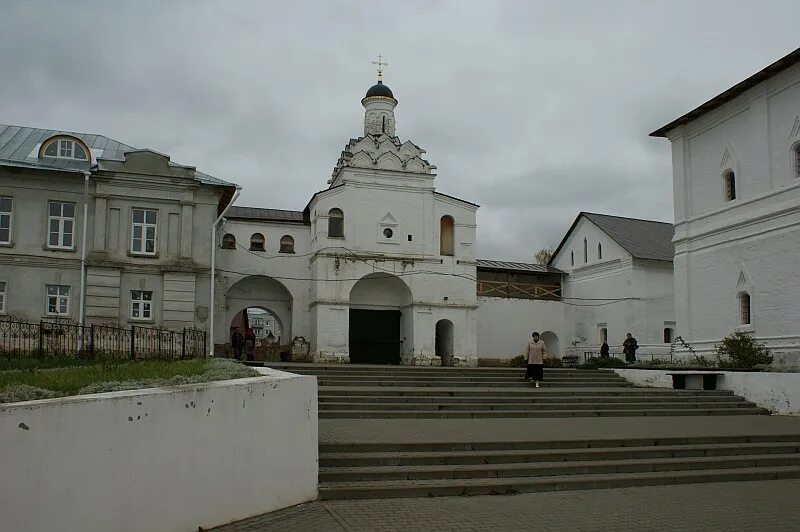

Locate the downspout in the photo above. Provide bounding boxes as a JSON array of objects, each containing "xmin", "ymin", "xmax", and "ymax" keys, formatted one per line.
[
  {"xmin": 79, "ymin": 170, "xmax": 90, "ymax": 346},
  {"xmin": 208, "ymin": 186, "xmax": 241, "ymax": 357}
]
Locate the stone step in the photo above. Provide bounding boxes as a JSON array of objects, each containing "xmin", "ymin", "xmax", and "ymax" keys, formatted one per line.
[
  {"xmin": 314, "ymin": 375, "xmax": 626, "ymax": 383},
  {"xmin": 319, "ymin": 387, "xmax": 734, "ymax": 397},
  {"xmin": 265, "ymin": 363, "xmax": 591, "ymax": 374},
  {"xmin": 318, "ymin": 465, "xmax": 800, "ymax": 499},
  {"xmin": 317, "ymin": 394, "xmax": 745, "ymax": 404},
  {"xmin": 319, "ymin": 407, "xmax": 768, "ymax": 419},
  {"xmin": 318, "ymin": 380, "xmax": 630, "ymax": 388},
  {"xmin": 318, "ymin": 401, "xmax": 758, "ymax": 411},
  {"xmin": 319, "ymin": 453, "xmax": 800, "ymax": 482},
  {"xmin": 319, "ymin": 434, "xmax": 800, "ymax": 454},
  {"xmin": 283, "ymin": 370, "xmax": 610, "ymax": 378},
  {"xmin": 319, "ymin": 441, "xmax": 800, "ymax": 467}
]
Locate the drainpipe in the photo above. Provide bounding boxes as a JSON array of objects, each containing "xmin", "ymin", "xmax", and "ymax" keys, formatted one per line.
[
  {"xmin": 208, "ymin": 187, "xmax": 241, "ymax": 357},
  {"xmin": 79, "ymin": 170, "xmax": 90, "ymax": 346}
]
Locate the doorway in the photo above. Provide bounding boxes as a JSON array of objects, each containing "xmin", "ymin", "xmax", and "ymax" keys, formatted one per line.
[{"xmin": 349, "ymin": 309, "xmax": 401, "ymax": 365}]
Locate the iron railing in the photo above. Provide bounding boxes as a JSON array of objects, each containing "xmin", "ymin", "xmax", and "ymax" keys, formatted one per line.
[{"xmin": 0, "ymin": 315, "xmax": 206, "ymax": 360}]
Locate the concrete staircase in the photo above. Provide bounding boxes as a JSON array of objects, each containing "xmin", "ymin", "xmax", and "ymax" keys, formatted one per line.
[
  {"xmin": 317, "ymin": 435, "xmax": 800, "ymax": 499},
  {"xmin": 266, "ymin": 364, "xmax": 768, "ymax": 419},
  {"xmin": 262, "ymin": 363, "xmax": 800, "ymax": 500}
]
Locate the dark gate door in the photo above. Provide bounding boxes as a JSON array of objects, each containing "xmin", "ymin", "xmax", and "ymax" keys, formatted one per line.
[{"xmin": 349, "ymin": 309, "xmax": 401, "ymax": 365}]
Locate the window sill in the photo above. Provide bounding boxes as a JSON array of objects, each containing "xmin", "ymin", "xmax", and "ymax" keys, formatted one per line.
[
  {"xmin": 279, "ymin": 250, "xmax": 295, "ymax": 254},
  {"xmin": 735, "ymin": 324, "xmax": 755, "ymax": 333},
  {"xmin": 249, "ymin": 248, "xmax": 266, "ymax": 252},
  {"xmin": 129, "ymin": 319, "xmax": 155, "ymax": 325},
  {"xmin": 128, "ymin": 251, "xmax": 160, "ymax": 259},
  {"xmin": 328, "ymin": 236, "xmax": 345, "ymax": 239},
  {"xmin": 43, "ymin": 246, "xmax": 77, "ymax": 253},
  {"xmin": 0, "ymin": 242, "xmax": 13, "ymax": 248}
]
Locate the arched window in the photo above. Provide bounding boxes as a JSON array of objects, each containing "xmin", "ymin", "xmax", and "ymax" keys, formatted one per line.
[
  {"xmin": 739, "ymin": 292, "xmax": 751, "ymax": 325},
  {"xmin": 597, "ymin": 242, "xmax": 602, "ymax": 260},
  {"xmin": 249, "ymin": 233, "xmax": 265, "ymax": 251},
  {"xmin": 663, "ymin": 327, "xmax": 673, "ymax": 343},
  {"xmin": 279, "ymin": 235, "xmax": 295, "ymax": 253},
  {"xmin": 570, "ymin": 251, "xmax": 574, "ymax": 266},
  {"xmin": 328, "ymin": 208, "xmax": 344, "ymax": 238},
  {"xmin": 792, "ymin": 141, "xmax": 800, "ymax": 179},
  {"xmin": 221, "ymin": 233, "xmax": 236, "ymax": 249},
  {"xmin": 440, "ymin": 215, "xmax": 454, "ymax": 256},
  {"xmin": 583, "ymin": 238, "xmax": 588, "ymax": 263},
  {"xmin": 40, "ymin": 136, "xmax": 89, "ymax": 161},
  {"xmin": 723, "ymin": 170, "xmax": 736, "ymax": 201}
]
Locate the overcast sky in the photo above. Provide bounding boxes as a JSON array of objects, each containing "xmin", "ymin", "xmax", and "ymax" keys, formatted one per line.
[{"xmin": 2, "ymin": 1, "xmax": 798, "ymax": 261}]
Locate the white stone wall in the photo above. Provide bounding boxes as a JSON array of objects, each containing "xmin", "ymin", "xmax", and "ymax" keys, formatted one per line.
[
  {"xmin": 476, "ymin": 297, "xmax": 566, "ymax": 359},
  {"xmin": 613, "ymin": 368, "xmax": 800, "ymax": 415},
  {"xmin": 667, "ymin": 61, "xmax": 800, "ymax": 362},
  {"xmin": 0, "ymin": 368, "xmax": 318, "ymax": 532}
]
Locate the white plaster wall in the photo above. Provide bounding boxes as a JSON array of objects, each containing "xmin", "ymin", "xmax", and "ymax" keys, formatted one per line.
[
  {"xmin": 668, "ymin": 62, "xmax": 800, "ymax": 362},
  {"xmin": 476, "ymin": 297, "xmax": 566, "ymax": 358},
  {"xmin": 0, "ymin": 368, "xmax": 318, "ymax": 532},
  {"xmin": 612, "ymin": 368, "xmax": 800, "ymax": 415}
]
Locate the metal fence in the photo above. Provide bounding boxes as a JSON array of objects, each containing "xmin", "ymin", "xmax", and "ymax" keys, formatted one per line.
[
  {"xmin": 0, "ymin": 316, "xmax": 206, "ymax": 360},
  {"xmin": 581, "ymin": 351, "xmax": 675, "ymax": 363}
]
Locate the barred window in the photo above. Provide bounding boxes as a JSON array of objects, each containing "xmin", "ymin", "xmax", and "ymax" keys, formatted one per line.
[
  {"xmin": 723, "ymin": 170, "xmax": 736, "ymax": 201},
  {"xmin": 739, "ymin": 293, "xmax": 751, "ymax": 325}
]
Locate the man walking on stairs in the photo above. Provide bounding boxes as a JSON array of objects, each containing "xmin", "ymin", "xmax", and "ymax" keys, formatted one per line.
[{"xmin": 525, "ymin": 331, "xmax": 547, "ymax": 388}]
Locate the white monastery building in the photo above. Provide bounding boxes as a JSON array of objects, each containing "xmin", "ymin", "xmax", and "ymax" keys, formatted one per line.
[
  {"xmin": 652, "ymin": 47, "xmax": 800, "ymax": 363},
  {"xmin": 0, "ymin": 66, "xmax": 683, "ymax": 366}
]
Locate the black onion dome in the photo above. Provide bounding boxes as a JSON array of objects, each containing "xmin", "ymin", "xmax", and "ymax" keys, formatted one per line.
[{"xmin": 365, "ymin": 80, "xmax": 394, "ymax": 99}]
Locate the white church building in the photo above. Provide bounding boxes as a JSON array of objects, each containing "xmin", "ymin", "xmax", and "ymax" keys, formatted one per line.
[
  {"xmin": 214, "ymin": 73, "xmax": 677, "ymax": 365},
  {"xmin": 652, "ymin": 47, "xmax": 800, "ymax": 363}
]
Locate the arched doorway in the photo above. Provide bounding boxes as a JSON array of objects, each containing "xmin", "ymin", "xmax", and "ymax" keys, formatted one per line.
[
  {"xmin": 435, "ymin": 319, "xmax": 454, "ymax": 365},
  {"xmin": 541, "ymin": 331, "xmax": 560, "ymax": 358},
  {"xmin": 225, "ymin": 275, "xmax": 292, "ymax": 361},
  {"xmin": 349, "ymin": 273, "xmax": 412, "ymax": 365}
]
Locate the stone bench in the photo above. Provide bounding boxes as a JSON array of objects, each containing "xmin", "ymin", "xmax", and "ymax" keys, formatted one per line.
[{"xmin": 667, "ymin": 371, "xmax": 724, "ymax": 391}]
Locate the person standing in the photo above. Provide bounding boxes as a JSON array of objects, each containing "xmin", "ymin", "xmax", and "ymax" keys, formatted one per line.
[
  {"xmin": 231, "ymin": 329, "xmax": 244, "ymax": 360},
  {"xmin": 244, "ymin": 328, "xmax": 256, "ymax": 362},
  {"xmin": 623, "ymin": 333, "xmax": 638, "ymax": 363},
  {"xmin": 525, "ymin": 331, "xmax": 547, "ymax": 388},
  {"xmin": 600, "ymin": 341, "xmax": 610, "ymax": 358}
]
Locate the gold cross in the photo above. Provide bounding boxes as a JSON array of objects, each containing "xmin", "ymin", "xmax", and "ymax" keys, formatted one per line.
[{"xmin": 372, "ymin": 54, "xmax": 388, "ymax": 81}]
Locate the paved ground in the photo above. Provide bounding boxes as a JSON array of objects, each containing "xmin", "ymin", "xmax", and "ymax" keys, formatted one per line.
[
  {"xmin": 320, "ymin": 415, "xmax": 800, "ymax": 444},
  {"xmin": 212, "ymin": 479, "xmax": 800, "ymax": 531}
]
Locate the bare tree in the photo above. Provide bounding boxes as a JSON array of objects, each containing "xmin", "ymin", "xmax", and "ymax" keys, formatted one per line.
[{"xmin": 534, "ymin": 248, "xmax": 554, "ymax": 265}]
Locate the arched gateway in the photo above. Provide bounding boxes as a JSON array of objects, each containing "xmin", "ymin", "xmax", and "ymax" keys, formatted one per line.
[
  {"xmin": 348, "ymin": 273, "xmax": 412, "ymax": 365},
  {"xmin": 225, "ymin": 275, "xmax": 293, "ymax": 345}
]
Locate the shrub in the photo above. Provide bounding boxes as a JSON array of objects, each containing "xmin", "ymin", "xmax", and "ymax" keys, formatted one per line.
[
  {"xmin": 715, "ymin": 330, "xmax": 772, "ymax": 369},
  {"xmin": 543, "ymin": 357, "xmax": 563, "ymax": 368},
  {"xmin": 579, "ymin": 357, "xmax": 627, "ymax": 369},
  {"xmin": 509, "ymin": 354, "xmax": 526, "ymax": 368}
]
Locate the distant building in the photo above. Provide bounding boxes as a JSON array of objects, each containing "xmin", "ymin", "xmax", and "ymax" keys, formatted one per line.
[
  {"xmin": 0, "ymin": 125, "xmax": 235, "ymax": 330},
  {"xmin": 652, "ymin": 47, "xmax": 800, "ymax": 362}
]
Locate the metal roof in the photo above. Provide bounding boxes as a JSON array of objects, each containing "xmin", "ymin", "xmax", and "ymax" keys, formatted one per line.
[
  {"xmin": 477, "ymin": 259, "xmax": 563, "ymax": 274},
  {"xmin": 226, "ymin": 206, "xmax": 307, "ymax": 224},
  {"xmin": 650, "ymin": 47, "xmax": 800, "ymax": 137},
  {"xmin": 550, "ymin": 212, "xmax": 674, "ymax": 265},
  {"xmin": 0, "ymin": 123, "xmax": 235, "ymax": 188}
]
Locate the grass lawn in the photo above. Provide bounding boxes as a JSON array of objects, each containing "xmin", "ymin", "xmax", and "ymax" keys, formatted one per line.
[{"xmin": 0, "ymin": 358, "xmax": 259, "ymax": 403}]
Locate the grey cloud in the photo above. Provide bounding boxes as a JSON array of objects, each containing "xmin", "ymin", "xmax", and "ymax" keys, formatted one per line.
[{"xmin": 2, "ymin": 0, "xmax": 798, "ymax": 262}]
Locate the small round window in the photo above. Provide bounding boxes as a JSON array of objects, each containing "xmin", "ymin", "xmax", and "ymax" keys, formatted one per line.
[{"xmin": 383, "ymin": 228, "xmax": 393, "ymax": 238}]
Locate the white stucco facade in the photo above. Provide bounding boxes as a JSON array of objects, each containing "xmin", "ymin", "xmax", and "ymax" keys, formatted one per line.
[
  {"xmin": 214, "ymin": 78, "xmax": 479, "ymax": 366},
  {"xmin": 656, "ymin": 52, "xmax": 800, "ymax": 363},
  {"xmin": 550, "ymin": 215, "xmax": 675, "ymax": 357},
  {"xmin": 0, "ymin": 367, "xmax": 318, "ymax": 532}
]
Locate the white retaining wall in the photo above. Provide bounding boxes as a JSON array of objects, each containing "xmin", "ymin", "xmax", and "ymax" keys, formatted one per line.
[
  {"xmin": 613, "ymin": 368, "xmax": 800, "ymax": 415},
  {"xmin": 0, "ymin": 367, "xmax": 318, "ymax": 532}
]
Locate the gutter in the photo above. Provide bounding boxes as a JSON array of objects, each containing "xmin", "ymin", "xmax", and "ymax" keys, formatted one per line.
[{"xmin": 79, "ymin": 170, "xmax": 90, "ymax": 346}]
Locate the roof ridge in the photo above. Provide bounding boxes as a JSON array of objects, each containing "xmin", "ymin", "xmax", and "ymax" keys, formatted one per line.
[{"xmin": 581, "ymin": 211, "xmax": 673, "ymax": 225}]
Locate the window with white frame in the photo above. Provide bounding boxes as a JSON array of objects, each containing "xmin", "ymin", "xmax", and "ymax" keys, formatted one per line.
[
  {"xmin": 45, "ymin": 285, "xmax": 70, "ymax": 316},
  {"xmin": 131, "ymin": 208, "xmax": 158, "ymax": 254},
  {"xmin": 41, "ymin": 138, "xmax": 88, "ymax": 161},
  {"xmin": 0, "ymin": 196, "xmax": 11, "ymax": 244},
  {"xmin": 48, "ymin": 201, "xmax": 76, "ymax": 249},
  {"xmin": 130, "ymin": 290, "xmax": 153, "ymax": 320},
  {"xmin": 0, "ymin": 281, "xmax": 6, "ymax": 313}
]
